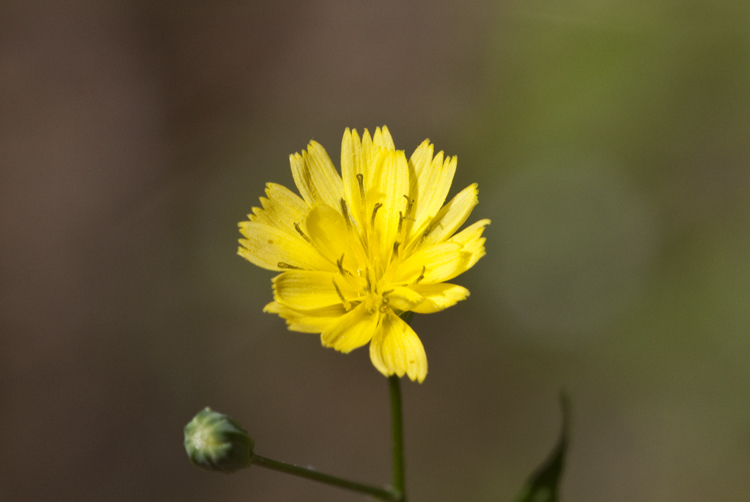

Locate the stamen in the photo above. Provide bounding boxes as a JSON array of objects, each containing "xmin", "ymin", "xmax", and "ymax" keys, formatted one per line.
[
  {"xmin": 278, "ymin": 262, "xmax": 305, "ymax": 270},
  {"xmin": 340, "ymin": 198, "xmax": 352, "ymax": 229},
  {"xmin": 294, "ymin": 223, "xmax": 311, "ymax": 243},
  {"xmin": 371, "ymin": 202, "xmax": 383, "ymax": 226},
  {"xmin": 392, "ymin": 240, "xmax": 400, "ymax": 257},
  {"xmin": 403, "ymin": 195, "xmax": 414, "ymax": 216},
  {"xmin": 415, "ymin": 265, "xmax": 426, "ymax": 284},
  {"xmin": 397, "ymin": 211, "xmax": 403, "ymax": 233},
  {"xmin": 364, "ymin": 268, "xmax": 372, "ymax": 292},
  {"xmin": 356, "ymin": 174, "xmax": 366, "ymax": 204},
  {"xmin": 336, "ymin": 254, "xmax": 351, "ymax": 276},
  {"xmin": 332, "ymin": 278, "xmax": 351, "ymax": 310}
]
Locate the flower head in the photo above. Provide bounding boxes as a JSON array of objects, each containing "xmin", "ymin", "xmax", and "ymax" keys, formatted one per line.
[
  {"xmin": 239, "ymin": 127, "xmax": 489, "ymax": 382},
  {"xmin": 184, "ymin": 407, "xmax": 254, "ymax": 473}
]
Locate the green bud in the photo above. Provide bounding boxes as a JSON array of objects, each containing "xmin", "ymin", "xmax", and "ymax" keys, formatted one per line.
[{"xmin": 184, "ymin": 407, "xmax": 255, "ymax": 473}]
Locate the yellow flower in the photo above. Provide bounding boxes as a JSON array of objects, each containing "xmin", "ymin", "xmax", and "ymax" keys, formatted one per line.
[{"xmin": 238, "ymin": 127, "xmax": 489, "ymax": 382}]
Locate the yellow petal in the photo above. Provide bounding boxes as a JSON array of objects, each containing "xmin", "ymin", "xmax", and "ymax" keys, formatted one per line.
[
  {"xmin": 385, "ymin": 286, "xmax": 425, "ymax": 313},
  {"xmin": 305, "ymin": 203, "xmax": 368, "ymax": 273},
  {"xmin": 238, "ymin": 222, "xmax": 333, "ymax": 272},
  {"xmin": 409, "ymin": 148, "xmax": 457, "ymax": 241},
  {"xmin": 413, "ymin": 183, "xmax": 478, "ymax": 248},
  {"xmin": 341, "ymin": 128, "xmax": 356, "ymax": 181},
  {"xmin": 369, "ymin": 312, "xmax": 428, "ymax": 382},
  {"xmin": 449, "ymin": 218, "xmax": 490, "ymax": 271},
  {"xmin": 342, "ymin": 128, "xmax": 388, "ymax": 229},
  {"xmin": 393, "ymin": 242, "xmax": 471, "ymax": 285},
  {"xmin": 373, "ymin": 126, "xmax": 395, "ymax": 151},
  {"xmin": 361, "ymin": 128, "xmax": 373, "ymax": 151},
  {"xmin": 321, "ymin": 303, "xmax": 380, "ymax": 353},
  {"xmin": 273, "ymin": 271, "xmax": 358, "ymax": 310},
  {"xmin": 410, "ymin": 283, "xmax": 470, "ymax": 314},
  {"xmin": 407, "ymin": 140, "xmax": 433, "ymax": 195},
  {"xmin": 305, "ymin": 204, "xmax": 349, "ymax": 261},
  {"xmin": 244, "ymin": 183, "xmax": 311, "ymax": 257},
  {"xmin": 340, "ymin": 128, "xmax": 365, "ymax": 224},
  {"xmin": 249, "ymin": 183, "xmax": 309, "ymax": 231},
  {"xmin": 264, "ymin": 301, "xmax": 345, "ymax": 333},
  {"xmin": 359, "ymin": 129, "xmax": 387, "ymax": 192},
  {"xmin": 290, "ymin": 141, "xmax": 344, "ymax": 211},
  {"xmin": 359, "ymin": 129, "xmax": 373, "ymax": 177},
  {"xmin": 372, "ymin": 150, "xmax": 411, "ymax": 263}
]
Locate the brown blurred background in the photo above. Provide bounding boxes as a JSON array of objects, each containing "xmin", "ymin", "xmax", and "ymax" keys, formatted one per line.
[{"xmin": 2, "ymin": 0, "xmax": 750, "ymax": 501}]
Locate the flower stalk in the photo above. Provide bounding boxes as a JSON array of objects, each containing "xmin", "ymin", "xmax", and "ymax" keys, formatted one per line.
[
  {"xmin": 389, "ymin": 375, "xmax": 406, "ymax": 501},
  {"xmin": 251, "ymin": 455, "xmax": 401, "ymax": 501}
]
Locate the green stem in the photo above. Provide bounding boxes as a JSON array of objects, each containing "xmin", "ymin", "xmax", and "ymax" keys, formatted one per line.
[
  {"xmin": 251, "ymin": 455, "xmax": 400, "ymax": 501},
  {"xmin": 389, "ymin": 375, "xmax": 406, "ymax": 501}
]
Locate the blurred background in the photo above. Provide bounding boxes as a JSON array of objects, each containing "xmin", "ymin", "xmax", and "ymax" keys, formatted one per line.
[{"xmin": 2, "ymin": 0, "xmax": 749, "ymax": 501}]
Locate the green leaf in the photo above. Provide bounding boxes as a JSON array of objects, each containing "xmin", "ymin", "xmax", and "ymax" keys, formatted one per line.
[{"xmin": 514, "ymin": 394, "xmax": 570, "ymax": 502}]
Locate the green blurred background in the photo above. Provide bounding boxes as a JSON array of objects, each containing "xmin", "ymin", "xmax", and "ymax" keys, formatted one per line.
[{"xmin": 2, "ymin": 1, "xmax": 749, "ymax": 501}]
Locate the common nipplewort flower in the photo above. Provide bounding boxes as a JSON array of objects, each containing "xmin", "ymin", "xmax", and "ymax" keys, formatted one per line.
[{"xmin": 239, "ymin": 127, "xmax": 488, "ymax": 382}]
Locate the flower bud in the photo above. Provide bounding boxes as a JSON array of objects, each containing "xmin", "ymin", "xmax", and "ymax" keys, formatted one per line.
[{"xmin": 184, "ymin": 407, "xmax": 254, "ymax": 473}]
